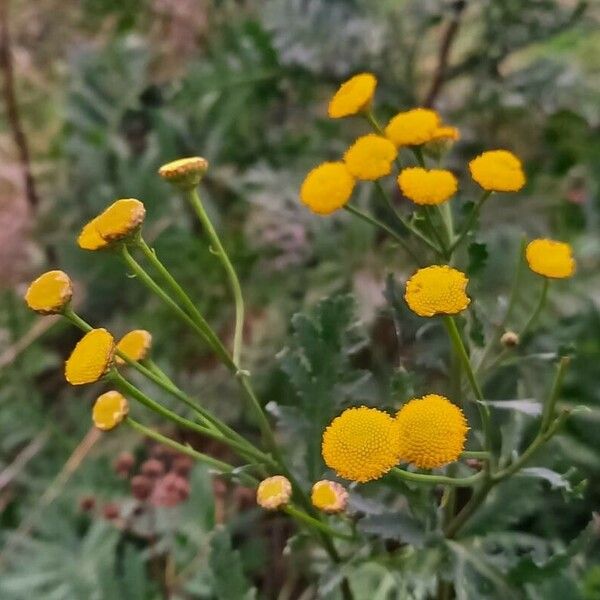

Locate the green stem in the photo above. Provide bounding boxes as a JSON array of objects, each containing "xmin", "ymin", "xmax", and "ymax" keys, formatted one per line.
[
  {"xmin": 391, "ymin": 467, "xmax": 483, "ymax": 487},
  {"xmin": 461, "ymin": 451, "xmax": 490, "ymax": 460},
  {"xmin": 363, "ymin": 109, "xmax": 385, "ymax": 135},
  {"xmin": 184, "ymin": 188, "xmax": 245, "ymax": 367},
  {"xmin": 423, "ymin": 206, "xmax": 449, "ymax": 258},
  {"xmin": 447, "ymin": 191, "xmax": 492, "ymax": 254},
  {"xmin": 540, "ymin": 357, "xmax": 570, "ymax": 434},
  {"xmin": 438, "ymin": 201, "xmax": 455, "ymax": 250},
  {"xmin": 412, "ymin": 146, "xmax": 426, "ymax": 168},
  {"xmin": 520, "ymin": 278, "xmax": 549, "ymax": 339},
  {"xmin": 284, "ymin": 505, "xmax": 353, "ymax": 541}
]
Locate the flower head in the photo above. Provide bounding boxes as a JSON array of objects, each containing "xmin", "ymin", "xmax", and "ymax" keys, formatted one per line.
[
  {"xmin": 398, "ymin": 167, "xmax": 457, "ymax": 205},
  {"xmin": 115, "ymin": 329, "xmax": 152, "ymax": 365},
  {"xmin": 25, "ymin": 270, "xmax": 73, "ymax": 314},
  {"xmin": 65, "ymin": 328, "xmax": 115, "ymax": 385},
  {"xmin": 405, "ymin": 265, "xmax": 470, "ymax": 317},
  {"xmin": 396, "ymin": 394, "xmax": 468, "ymax": 469},
  {"xmin": 430, "ymin": 126, "xmax": 460, "ymax": 142},
  {"xmin": 344, "ymin": 134, "xmax": 397, "ymax": 180},
  {"xmin": 95, "ymin": 199, "xmax": 146, "ymax": 242},
  {"xmin": 469, "ymin": 150, "xmax": 525, "ymax": 192},
  {"xmin": 77, "ymin": 217, "xmax": 110, "ymax": 251},
  {"xmin": 158, "ymin": 156, "xmax": 208, "ymax": 189},
  {"xmin": 385, "ymin": 108, "xmax": 441, "ymax": 147},
  {"xmin": 300, "ymin": 162, "xmax": 355, "ymax": 215},
  {"xmin": 311, "ymin": 480, "xmax": 348, "ymax": 514},
  {"xmin": 256, "ymin": 475, "xmax": 292, "ymax": 510},
  {"xmin": 92, "ymin": 391, "xmax": 129, "ymax": 431},
  {"xmin": 322, "ymin": 407, "xmax": 401, "ymax": 483},
  {"xmin": 526, "ymin": 239, "xmax": 575, "ymax": 279},
  {"xmin": 328, "ymin": 73, "xmax": 377, "ymax": 119}
]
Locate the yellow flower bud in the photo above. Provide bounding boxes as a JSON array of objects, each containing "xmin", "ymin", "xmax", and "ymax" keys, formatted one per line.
[
  {"xmin": 525, "ymin": 239, "xmax": 575, "ymax": 279},
  {"xmin": 92, "ymin": 391, "xmax": 129, "ymax": 431},
  {"xmin": 328, "ymin": 73, "xmax": 377, "ymax": 119},
  {"xmin": 385, "ymin": 108, "xmax": 441, "ymax": 147},
  {"xmin": 65, "ymin": 328, "xmax": 115, "ymax": 385},
  {"xmin": 311, "ymin": 480, "xmax": 348, "ymax": 514},
  {"xmin": 158, "ymin": 156, "xmax": 209, "ymax": 189},
  {"xmin": 300, "ymin": 162, "xmax": 355, "ymax": 215},
  {"xmin": 95, "ymin": 199, "xmax": 146, "ymax": 242},
  {"xmin": 25, "ymin": 270, "xmax": 73, "ymax": 314},
  {"xmin": 115, "ymin": 330, "xmax": 152, "ymax": 365},
  {"xmin": 344, "ymin": 134, "xmax": 397, "ymax": 180},
  {"xmin": 256, "ymin": 476, "xmax": 292, "ymax": 510},
  {"xmin": 469, "ymin": 150, "xmax": 525, "ymax": 192},
  {"xmin": 397, "ymin": 167, "xmax": 457, "ymax": 205},
  {"xmin": 77, "ymin": 217, "xmax": 110, "ymax": 251}
]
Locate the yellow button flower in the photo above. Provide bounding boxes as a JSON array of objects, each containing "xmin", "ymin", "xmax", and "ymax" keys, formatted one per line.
[
  {"xmin": 469, "ymin": 150, "xmax": 525, "ymax": 192},
  {"xmin": 158, "ymin": 156, "xmax": 208, "ymax": 189},
  {"xmin": 300, "ymin": 162, "xmax": 355, "ymax": 215},
  {"xmin": 256, "ymin": 475, "xmax": 292, "ymax": 510},
  {"xmin": 65, "ymin": 328, "xmax": 115, "ymax": 385},
  {"xmin": 25, "ymin": 270, "xmax": 73, "ymax": 314},
  {"xmin": 397, "ymin": 167, "xmax": 457, "ymax": 205},
  {"xmin": 322, "ymin": 407, "xmax": 401, "ymax": 483},
  {"xmin": 77, "ymin": 217, "xmax": 110, "ymax": 251},
  {"xmin": 430, "ymin": 126, "xmax": 460, "ymax": 142},
  {"xmin": 344, "ymin": 134, "xmax": 397, "ymax": 180},
  {"xmin": 526, "ymin": 239, "xmax": 575, "ymax": 279},
  {"xmin": 396, "ymin": 394, "xmax": 468, "ymax": 469},
  {"xmin": 92, "ymin": 391, "xmax": 129, "ymax": 431},
  {"xmin": 385, "ymin": 108, "xmax": 441, "ymax": 147},
  {"xmin": 95, "ymin": 198, "xmax": 146, "ymax": 242},
  {"xmin": 405, "ymin": 265, "xmax": 470, "ymax": 317},
  {"xmin": 311, "ymin": 480, "xmax": 348, "ymax": 514},
  {"xmin": 328, "ymin": 73, "xmax": 377, "ymax": 119},
  {"xmin": 115, "ymin": 329, "xmax": 152, "ymax": 365}
]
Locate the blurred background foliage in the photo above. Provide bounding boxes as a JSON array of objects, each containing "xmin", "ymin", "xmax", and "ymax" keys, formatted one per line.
[{"xmin": 0, "ymin": 0, "xmax": 599, "ymax": 598}]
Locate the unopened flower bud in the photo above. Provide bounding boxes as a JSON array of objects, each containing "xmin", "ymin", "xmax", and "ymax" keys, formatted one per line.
[
  {"xmin": 311, "ymin": 480, "xmax": 348, "ymax": 514},
  {"xmin": 158, "ymin": 157, "xmax": 208, "ymax": 189},
  {"xmin": 501, "ymin": 331, "xmax": 520, "ymax": 348},
  {"xmin": 256, "ymin": 476, "xmax": 292, "ymax": 510}
]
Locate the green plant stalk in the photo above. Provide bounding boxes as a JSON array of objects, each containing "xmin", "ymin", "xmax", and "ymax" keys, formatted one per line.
[
  {"xmin": 344, "ymin": 203, "xmax": 423, "ymax": 265},
  {"xmin": 423, "ymin": 206, "xmax": 449, "ymax": 258},
  {"xmin": 541, "ymin": 357, "xmax": 570, "ymax": 434},
  {"xmin": 391, "ymin": 467, "xmax": 483, "ymax": 487},
  {"xmin": 363, "ymin": 109, "xmax": 385, "ymax": 135},
  {"xmin": 184, "ymin": 188, "xmax": 245, "ymax": 367},
  {"xmin": 438, "ymin": 201, "xmax": 455, "ymax": 250},
  {"xmin": 461, "ymin": 451, "xmax": 490, "ymax": 460},
  {"xmin": 447, "ymin": 190, "xmax": 492, "ymax": 254},
  {"xmin": 284, "ymin": 505, "xmax": 353, "ymax": 541}
]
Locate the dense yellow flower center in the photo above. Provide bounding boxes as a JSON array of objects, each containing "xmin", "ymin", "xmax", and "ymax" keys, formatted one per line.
[
  {"xmin": 65, "ymin": 328, "xmax": 115, "ymax": 386},
  {"xmin": 385, "ymin": 108, "xmax": 441, "ymax": 147},
  {"xmin": 95, "ymin": 198, "xmax": 146, "ymax": 242},
  {"xmin": 115, "ymin": 329, "xmax": 153, "ymax": 365},
  {"xmin": 469, "ymin": 150, "xmax": 525, "ymax": 192},
  {"xmin": 25, "ymin": 270, "xmax": 73, "ymax": 314},
  {"xmin": 396, "ymin": 394, "xmax": 468, "ymax": 469},
  {"xmin": 344, "ymin": 134, "xmax": 397, "ymax": 180},
  {"xmin": 77, "ymin": 217, "xmax": 110, "ymax": 251},
  {"xmin": 322, "ymin": 406, "xmax": 401, "ymax": 483},
  {"xmin": 256, "ymin": 476, "xmax": 292, "ymax": 510},
  {"xmin": 328, "ymin": 73, "xmax": 377, "ymax": 119},
  {"xmin": 311, "ymin": 480, "xmax": 348, "ymax": 514},
  {"xmin": 526, "ymin": 239, "xmax": 575, "ymax": 279},
  {"xmin": 92, "ymin": 391, "xmax": 129, "ymax": 431},
  {"xmin": 158, "ymin": 156, "xmax": 208, "ymax": 188},
  {"xmin": 405, "ymin": 265, "xmax": 470, "ymax": 317},
  {"xmin": 397, "ymin": 167, "xmax": 457, "ymax": 205},
  {"xmin": 300, "ymin": 162, "xmax": 355, "ymax": 215}
]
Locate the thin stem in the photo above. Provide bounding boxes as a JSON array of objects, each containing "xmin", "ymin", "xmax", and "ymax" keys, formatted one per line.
[
  {"xmin": 448, "ymin": 191, "xmax": 492, "ymax": 254},
  {"xmin": 461, "ymin": 451, "xmax": 490, "ymax": 460},
  {"xmin": 391, "ymin": 467, "xmax": 483, "ymax": 487},
  {"xmin": 363, "ymin": 109, "xmax": 385, "ymax": 135},
  {"xmin": 412, "ymin": 146, "xmax": 426, "ymax": 168},
  {"xmin": 185, "ymin": 188, "xmax": 245, "ymax": 366},
  {"xmin": 540, "ymin": 357, "xmax": 570, "ymax": 434},
  {"xmin": 423, "ymin": 206, "xmax": 449, "ymax": 258},
  {"xmin": 284, "ymin": 505, "xmax": 353, "ymax": 541},
  {"xmin": 444, "ymin": 479, "xmax": 493, "ymax": 538},
  {"xmin": 520, "ymin": 278, "xmax": 550, "ymax": 339}
]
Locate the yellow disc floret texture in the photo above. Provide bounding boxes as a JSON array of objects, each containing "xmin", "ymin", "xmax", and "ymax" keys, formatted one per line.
[
  {"xmin": 526, "ymin": 239, "xmax": 575, "ymax": 279},
  {"xmin": 92, "ymin": 391, "xmax": 129, "ymax": 431},
  {"xmin": 115, "ymin": 329, "xmax": 153, "ymax": 365},
  {"xmin": 77, "ymin": 217, "xmax": 110, "ymax": 251},
  {"xmin": 385, "ymin": 108, "xmax": 441, "ymax": 147},
  {"xmin": 469, "ymin": 150, "xmax": 525, "ymax": 192},
  {"xmin": 344, "ymin": 134, "xmax": 397, "ymax": 180},
  {"xmin": 322, "ymin": 407, "xmax": 401, "ymax": 483},
  {"xmin": 396, "ymin": 394, "xmax": 468, "ymax": 469},
  {"xmin": 158, "ymin": 156, "xmax": 208, "ymax": 188},
  {"xmin": 95, "ymin": 198, "xmax": 146, "ymax": 242},
  {"xmin": 398, "ymin": 167, "xmax": 458, "ymax": 205},
  {"xmin": 300, "ymin": 162, "xmax": 355, "ymax": 215},
  {"xmin": 328, "ymin": 73, "xmax": 377, "ymax": 119},
  {"xmin": 256, "ymin": 476, "xmax": 292, "ymax": 510},
  {"xmin": 405, "ymin": 266, "xmax": 470, "ymax": 317},
  {"xmin": 311, "ymin": 480, "xmax": 348, "ymax": 514},
  {"xmin": 25, "ymin": 270, "xmax": 73, "ymax": 314},
  {"xmin": 65, "ymin": 328, "xmax": 115, "ymax": 385}
]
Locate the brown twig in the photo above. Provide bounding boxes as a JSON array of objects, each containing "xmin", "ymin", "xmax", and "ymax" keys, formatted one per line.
[{"xmin": 423, "ymin": 1, "xmax": 466, "ymax": 108}]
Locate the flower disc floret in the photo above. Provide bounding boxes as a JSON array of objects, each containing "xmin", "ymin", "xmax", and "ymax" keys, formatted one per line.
[
  {"xmin": 77, "ymin": 217, "xmax": 110, "ymax": 251},
  {"xmin": 396, "ymin": 394, "xmax": 468, "ymax": 469},
  {"xmin": 158, "ymin": 156, "xmax": 208, "ymax": 189},
  {"xmin": 344, "ymin": 134, "xmax": 397, "ymax": 180},
  {"xmin": 25, "ymin": 270, "xmax": 73, "ymax": 314},
  {"xmin": 526, "ymin": 239, "xmax": 575, "ymax": 279},
  {"xmin": 65, "ymin": 328, "xmax": 115, "ymax": 385},
  {"xmin": 256, "ymin": 476, "xmax": 292, "ymax": 510},
  {"xmin": 385, "ymin": 108, "xmax": 441, "ymax": 147},
  {"xmin": 300, "ymin": 162, "xmax": 355, "ymax": 215},
  {"xmin": 405, "ymin": 266, "xmax": 470, "ymax": 317},
  {"xmin": 311, "ymin": 480, "xmax": 348, "ymax": 514},
  {"xmin": 398, "ymin": 167, "xmax": 457, "ymax": 205},
  {"xmin": 95, "ymin": 199, "xmax": 146, "ymax": 242},
  {"xmin": 93, "ymin": 391, "xmax": 129, "ymax": 431},
  {"xmin": 115, "ymin": 330, "xmax": 152, "ymax": 365},
  {"xmin": 469, "ymin": 150, "xmax": 525, "ymax": 192},
  {"xmin": 328, "ymin": 73, "xmax": 377, "ymax": 119},
  {"xmin": 322, "ymin": 407, "xmax": 401, "ymax": 483}
]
